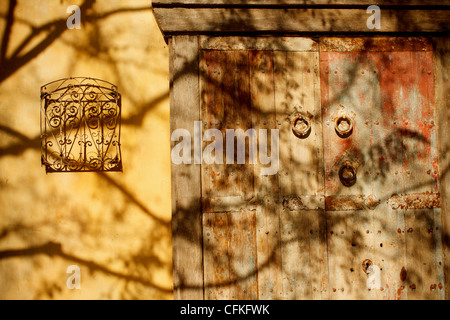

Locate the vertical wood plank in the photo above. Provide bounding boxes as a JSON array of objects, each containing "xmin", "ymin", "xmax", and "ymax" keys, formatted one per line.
[
  {"xmin": 170, "ymin": 35, "xmax": 203, "ymax": 300},
  {"xmin": 228, "ymin": 211, "xmax": 258, "ymax": 299},
  {"xmin": 250, "ymin": 50, "xmax": 283, "ymax": 299},
  {"xmin": 280, "ymin": 210, "xmax": 312, "ymax": 299},
  {"xmin": 433, "ymin": 37, "xmax": 450, "ymax": 300},
  {"xmin": 201, "ymin": 50, "xmax": 225, "ymax": 199},
  {"xmin": 310, "ymin": 209, "xmax": 329, "ymax": 299},
  {"xmin": 203, "ymin": 211, "xmax": 258, "ymax": 300},
  {"xmin": 200, "ymin": 50, "xmax": 254, "ymax": 207},
  {"xmin": 280, "ymin": 210, "xmax": 328, "ymax": 299},
  {"xmin": 200, "ymin": 49, "xmax": 257, "ymax": 299},
  {"xmin": 405, "ymin": 209, "xmax": 442, "ymax": 299},
  {"xmin": 203, "ymin": 212, "xmax": 231, "ymax": 300},
  {"xmin": 274, "ymin": 46, "xmax": 328, "ymax": 300}
]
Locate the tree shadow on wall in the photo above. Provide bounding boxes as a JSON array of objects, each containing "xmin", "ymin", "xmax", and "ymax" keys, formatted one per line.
[
  {"xmin": 0, "ymin": 0, "xmax": 449, "ymax": 301},
  {"xmin": 0, "ymin": 0, "xmax": 172, "ymax": 299}
]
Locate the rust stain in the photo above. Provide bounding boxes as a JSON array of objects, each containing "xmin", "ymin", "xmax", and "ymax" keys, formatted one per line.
[
  {"xmin": 386, "ymin": 192, "xmax": 440, "ymax": 210},
  {"xmin": 325, "ymin": 194, "xmax": 380, "ymax": 211},
  {"xmin": 320, "ymin": 37, "xmax": 432, "ymax": 52},
  {"xmin": 365, "ymin": 194, "xmax": 380, "ymax": 210},
  {"xmin": 282, "ymin": 195, "xmax": 307, "ymax": 211},
  {"xmin": 400, "ymin": 267, "xmax": 407, "ymax": 282},
  {"xmin": 397, "ymin": 285, "xmax": 405, "ymax": 300},
  {"xmin": 326, "ymin": 195, "xmax": 364, "ymax": 211}
]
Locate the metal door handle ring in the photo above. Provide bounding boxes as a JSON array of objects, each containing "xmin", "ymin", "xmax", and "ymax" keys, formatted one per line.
[
  {"xmin": 291, "ymin": 113, "xmax": 311, "ymax": 138},
  {"xmin": 335, "ymin": 115, "xmax": 353, "ymax": 138},
  {"xmin": 339, "ymin": 161, "xmax": 357, "ymax": 187}
]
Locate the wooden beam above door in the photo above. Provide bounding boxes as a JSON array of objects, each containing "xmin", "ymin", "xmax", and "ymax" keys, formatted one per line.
[{"xmin": 152, "ymin": 1, "xmax": 450, "ymax": 39}]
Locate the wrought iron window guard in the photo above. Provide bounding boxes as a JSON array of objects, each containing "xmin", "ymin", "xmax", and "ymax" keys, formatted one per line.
[{"xmin": 40, "ymin": 77, "xmax": 122, "ymax": 173}]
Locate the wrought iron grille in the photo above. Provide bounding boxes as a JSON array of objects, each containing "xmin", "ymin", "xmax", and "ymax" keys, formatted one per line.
[{"xmin": 40, "ymin": 77, "xmax": 122, "ymax": 173}]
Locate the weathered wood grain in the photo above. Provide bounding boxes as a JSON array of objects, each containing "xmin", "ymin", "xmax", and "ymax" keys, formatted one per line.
[
  {"xmin": 170, "ymin": 34, "xmax": 447, "ymax": 300},
  {"xmin": 153, "ymin": 0, "xmax": 449, "ymax": 7},
  {"xmin": 170, "ymin": 35, "xmax": 203, "ymax": 300},
  {"xmin": 432, "ymin": 36, "xmax": 450, "ymax": 300},
  {"xmin": 203, "ymin": 211, "xmax": 258, "ymax": 299},
  {"xmin": 153, "ymin": 7, "xmax": 450, "ymax": 37},
  {"xmin": 249, "ymin": 50, "xmax": 283, "ymax": 299}
]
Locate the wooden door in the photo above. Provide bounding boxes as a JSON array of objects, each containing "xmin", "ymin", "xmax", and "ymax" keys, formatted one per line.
[
  {"xmin": 199, "ymin": 37, "xmax": 326, "ymax": 299},
  {"xmin": 194, "ymin": 36, "xmax": 443, "ymax": 300},
  {"xmin": 320, "ymin": 38, "xmax": 443, "ymax": 299}
]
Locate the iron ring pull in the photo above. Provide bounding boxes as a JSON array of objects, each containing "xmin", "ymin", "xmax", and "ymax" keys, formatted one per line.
[
  {"xmin": 335, "ymin": 115, "xmax": 353, "ymax": 138},
  {"xmin": 291, "ymin": 112, "xmax": 312, "ymax": 138},
  {"xmin": 339, "ymin": 161, "xmax": 357, "ymax": 187}
]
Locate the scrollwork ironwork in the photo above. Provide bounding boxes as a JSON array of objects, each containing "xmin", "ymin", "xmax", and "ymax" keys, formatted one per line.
[{"xmin": 40, "ymin": 77, "xmax": 122, "ymax": 172}]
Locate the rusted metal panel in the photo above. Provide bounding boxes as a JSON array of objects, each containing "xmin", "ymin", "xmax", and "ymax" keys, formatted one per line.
[{"xmin": 320, "ymin": 37, "xmax": 443, "ymax": 299}]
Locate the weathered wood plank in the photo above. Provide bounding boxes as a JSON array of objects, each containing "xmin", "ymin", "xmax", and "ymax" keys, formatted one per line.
[
  {"xmin": 170, "ymin": 35, "xmax": 203, "ymax": 300},
  {"xmin": 250, "ymin": 50, "xmax": 283, "ymax": 299},
  {"xmin": 153, "ymin": 8, "xmax": 450, "ymax": 36},
  {"xmin": 203, "ymin": 212, "xmax": 231, "ymax": 299},
  {"xmin": 310, "ymin": 209, "xmax": 329, "ymax": 299},
  {"xmin": 274, "ymin": 48, "xmax": 324, "ymax": 197},
  {"xmin": 228, "ymin": 211, "xmax": 258, "ymax": 299},
  {"xmin": 203, "ymin": 211, "xmax": 258, "ymax": 300},
  {"xmin": 280, "ymin": 210, "xmax": 328, "ymax": 299},
  {"xmin": 432, "ymin": 36, "xmax": 450, "ymax": 300},
  {"xmin": 200, "ymin": 49, "xmax": 254, "ymax": 207},
  {"xmin": 405, "ymin": 209, "xmax": 445, "ymax": 299},
  {"xmin": 280, "ymin": 210, "xmax": 312, "ymax": 299},
  {"xmin": 200, "ymin": 36, "xmax": 318, "ymax": 51},
  {"xmin": 153, "ymin": 0, "xmax": 449, "ymax": 7},
  {"xmin": 371, "ymin": 204, "xmax": 407, "ymax": 300},
  {"xmin": 201, "ymin": 50, "xmax": 226, "ymax": 199}
]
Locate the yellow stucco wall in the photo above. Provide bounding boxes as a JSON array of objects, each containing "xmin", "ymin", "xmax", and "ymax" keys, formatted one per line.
[{"xmin": 0, "ymin": 0, "xmax": 172, "ymax": 299}]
